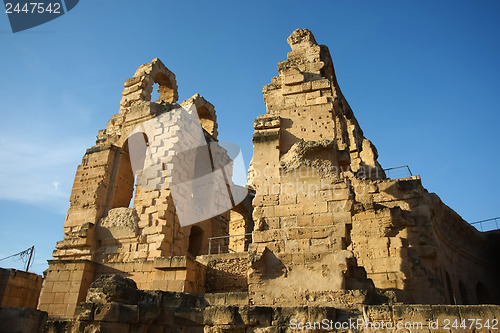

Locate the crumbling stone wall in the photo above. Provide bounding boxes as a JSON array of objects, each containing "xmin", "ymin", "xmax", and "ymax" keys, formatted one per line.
[
  {"xmin": 348, "ymin": 164, "xmax": 500, "ymax": 305},
  {"xmin": 248, "ymin": 29, "xmax": 389, "ymax": 306},
  {"xmin": 247, "ymin": 29, "xmax": 500, "ymax": 307},
  {"xmin": 428, "ymin": 194, "xmax": 500, "ymax": 305},
  {"xmin": 199, "ymin": 253, "xmax": 249, "ymax": 293},
  {"xmin": 38, "ymin": 58, "xmax": 240, "ymax": 319},
  {"xmin": 348, "ymin": 177, "xmax": 443, "ymax": 303}
]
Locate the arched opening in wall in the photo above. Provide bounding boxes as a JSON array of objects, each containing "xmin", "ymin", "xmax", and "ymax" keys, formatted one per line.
[
  {"xmin": 459, "ymin": 281, "xmax": 470, "ymax": 305},
  {"xmin": 445, "ymin": 271, "xmax": 455, "ymax": 304},
  {"xmin": 128, "ymin": 175, "xmax": 138, "ymax": 208},
  {"xmin": 109, "ymin": 141, "xmax": 134, "ymax": 209},
  {"xmin": 151, "ymin": 83, "xmax": 161, "ymax": 103},
  {"xmin": 128, "ymin": 132, "xmax": 149, "ymax": 208},
  {"xmin": 476, "ymin": 282, "xmax": 492, "ymax": 304},
  {"xmin": 188, "ymin": 226, "xmax": 204, "ymax": 257},
  {"xmin": 152, "ymin": 72, "xmax": 175, "ymax": 103},
  {"xmin": 109, "ymin": 132, "xmax": 149, "ymax": 209},
  {"xmin": 197, "ymin": 106, "xmax": 216, "ymax": 137}
]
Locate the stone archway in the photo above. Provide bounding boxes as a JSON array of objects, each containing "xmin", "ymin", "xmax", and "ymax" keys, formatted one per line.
[
  {"xmin": 188, "ymin": 226, "xmax": 204, "ymax": 257},
  {"xmin": 120, "ymin": 58, "xmax": 179, "ymax": 108}
]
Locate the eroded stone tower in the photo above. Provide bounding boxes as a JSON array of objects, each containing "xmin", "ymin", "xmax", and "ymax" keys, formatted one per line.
[
  {"xmin": 38, "ymin": 58, "xmax": 247, "ymax": 318},
  {"xmin": 247, "ymin": 29, "xmax": 500, "ymax": 307}
]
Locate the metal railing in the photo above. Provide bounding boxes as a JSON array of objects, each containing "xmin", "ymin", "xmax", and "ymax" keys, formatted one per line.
[
  {"xmin": 208, "ymin": 233, "xmax": 252, "ymax": 255},
  {"xmin": 470, "ymin": 217, "xmax": 500, "ymax": 232},
  {"xmin": 384, "ymin": 165, "xmax": 413, "ymax": 179}
]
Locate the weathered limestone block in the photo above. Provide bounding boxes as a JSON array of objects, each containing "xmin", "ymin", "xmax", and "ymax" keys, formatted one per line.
[
  {"xmin": 96, "ymin": 207, "xmax": 140, "ymax": 240},
  {"xmin": 85, "ymin": 275, "xmax": 140, "ymax": 305},
  {"xmin": 254, "ymin": 115, "xmax": 281, "ymax": 130}
]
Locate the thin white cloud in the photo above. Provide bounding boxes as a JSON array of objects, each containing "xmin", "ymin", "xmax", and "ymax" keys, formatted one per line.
[
  {"xmin": 0, "ymin": 80, "xmax": 105, "ymax": 217},
  {"xmin": 0, "ymin": 131, "xmax": 88, "ymax": 214}
]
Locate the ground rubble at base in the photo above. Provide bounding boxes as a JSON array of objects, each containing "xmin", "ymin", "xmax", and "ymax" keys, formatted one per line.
[{"xmin": 41, "ymin": 275, "xmax": 500, "ymax": 333}]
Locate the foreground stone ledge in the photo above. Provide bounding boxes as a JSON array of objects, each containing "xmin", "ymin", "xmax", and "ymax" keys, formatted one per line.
[{"xmin": 38, "ymin": 275, "xmax": 500, "ymax": 332}]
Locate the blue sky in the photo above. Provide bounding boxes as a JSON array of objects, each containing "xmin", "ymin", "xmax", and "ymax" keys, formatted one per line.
[{"xmin": 0, "ymin": 0, "xmax": 499, "ymax": 274}]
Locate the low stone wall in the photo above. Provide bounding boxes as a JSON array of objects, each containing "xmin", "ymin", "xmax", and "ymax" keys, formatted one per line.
[
  {"xmin": 0, "ymin": 268, "xmax": 43, "ymax": 308},
  {"xmin": 39, "ymin": 256, "xmax": 206, "ymax": 319},
  {"xmin": 198, "ymin": 253, "xmax": 248, "ymax": 293}
]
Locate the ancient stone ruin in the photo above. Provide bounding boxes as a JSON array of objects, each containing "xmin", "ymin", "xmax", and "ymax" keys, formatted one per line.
[{"xmin": 35, "ymin": 29, "xmax": 499, "ymax": 332}]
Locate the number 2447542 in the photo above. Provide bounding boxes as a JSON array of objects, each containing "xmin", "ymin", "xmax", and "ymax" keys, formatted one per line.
[{"xmin": 5, "ymin": 2, "xmax": 62, "ymax": 14}]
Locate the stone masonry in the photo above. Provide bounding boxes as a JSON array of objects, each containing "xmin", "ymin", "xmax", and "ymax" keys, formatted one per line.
[
  {"xmin": 247, "ymin": 28, "xmax": 500, "ymax": 307},
  {"xmin": 0, "ymin": 268, "xmax": 42, "ymax": 308},
  {"xmin": 43, "ymin": 274, "xmax": 500, "ymax": 332},
  {"xmin": 36, "ymin": 29, "xmax": 500, "ymax": 332},
  {"xmin": 38, "ymin": 58, "xmax": 242, "ymax": 319}
]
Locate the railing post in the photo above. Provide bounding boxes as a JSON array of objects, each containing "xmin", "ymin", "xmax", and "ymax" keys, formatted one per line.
[
  {"xmin": 471, "ymin": 217, "xmax": 500, "ymax": 232},
  {"xmin": 208, "ymin": 238, "xmax": 212, "ymax": 255},
  {"xmin": 406, "ymin": 165, "xmax": 413, "ymax": 176}
]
